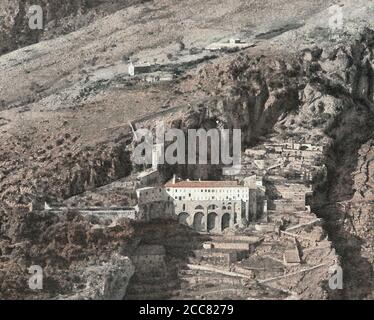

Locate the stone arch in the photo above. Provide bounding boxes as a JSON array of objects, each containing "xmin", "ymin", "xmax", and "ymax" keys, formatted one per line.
[
  {"xmin": 227, "ymin": 202, "xmax": 232, "ymax": 210},
  {"xmin": 208, "ymin": 204, "xmax": 218, "ymax": 211},
  {"xmin": 207, "ymin": 212, "xmax": 218, "ymax": 232},
  {"xmin": 193, "ymin": 212, "xmax": 204, "ymax": 231},
  {"xmin": 221, "ymin": 213, "xmax": 231, "ymax": 231},
  {"xmin": 178, "ymin": 212, "xmax": 189, "ymax": 225},
  {"xmin": 195, "ymin": 205, "xmax": 204, "ymax": 210}
]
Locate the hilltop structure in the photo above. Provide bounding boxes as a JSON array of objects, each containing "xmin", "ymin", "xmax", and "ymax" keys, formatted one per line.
[
  {"xmin": 206, "ymin": 38, "xmax": 254, "ymax": 51},
  {"xmin": 128, "ymin": 61, "xmax": 152, "ymax": 76},
  {"xmin": 164, "ymin": 177, "xmax": 258, "ymax": 232}
]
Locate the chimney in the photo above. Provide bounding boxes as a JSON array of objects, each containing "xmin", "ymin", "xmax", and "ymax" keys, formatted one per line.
[{"xmin": 172, "ymin": 174, "xmax": 176, "ymax": 184}]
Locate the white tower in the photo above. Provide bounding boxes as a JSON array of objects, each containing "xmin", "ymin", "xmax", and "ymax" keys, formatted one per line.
[
  {"xmin": 128, "ymin": 60, "xmax": 135, "ymax": 76},
  {"xmin": 152, "ymin": 143, "xmax": 164, "ymax": 171}
]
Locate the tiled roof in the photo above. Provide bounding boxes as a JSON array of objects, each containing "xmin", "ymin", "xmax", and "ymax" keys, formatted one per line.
[{"xmin": 164, "ymin": 180, "xmax": 240, "ymax": 188}]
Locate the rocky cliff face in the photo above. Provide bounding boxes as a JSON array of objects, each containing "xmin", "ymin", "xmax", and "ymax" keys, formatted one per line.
[
  {"xmin": 180, "ymin": 28, "xmax": 374, "ymax": 146},
  {"xmin": 317, "ymin": 125, "xmax": 374, "ymax": 298},
  {"xmin": 57, "ymin": 254, "xmax": 135, "ymax": 300},
  {"xmin": 0, "ymin": 0, "xmax": 142, "ymax": 55},
  {"xmin": 0, "ymin": 0, "xmax": 84, "ymax": 54},
  {"xmin": 180, "ymin": 52, "xmax": 302, "ymax": 145},
  {"xmin": 0, "ymin": 209, "xmax": 136, "ymax": 299},
  {"xmin": 0, "ymin": 133, "xmax": 132, "ymax": 209}
]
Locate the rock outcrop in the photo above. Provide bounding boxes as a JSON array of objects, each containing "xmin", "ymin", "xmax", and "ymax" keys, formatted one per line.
[
  {"xmin": 0, "ymin": 210, "xmax": 136, "ymax": 299},
  {"xmin": 57, "ymin": 254, "xmax": 134, "ymax": 300}
]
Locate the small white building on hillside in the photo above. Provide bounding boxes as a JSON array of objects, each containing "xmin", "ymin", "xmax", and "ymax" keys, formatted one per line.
[{"xmin": 128, "ymin": 61, "xmax": 151, "ymax": 76}]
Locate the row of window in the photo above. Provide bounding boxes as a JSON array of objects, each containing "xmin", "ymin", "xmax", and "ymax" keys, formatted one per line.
[
  {"xmin": 143, "ymin": 188, "xmax": 163, "ymax": 196},
  {"xmin": 167, "ymin": 188, "xmax": 248, "ymax": 194},
  {"xmin": 172, "ymin": 196, "xmax": 244, "ymax": 201}
]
